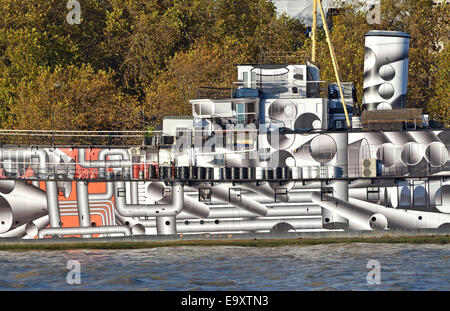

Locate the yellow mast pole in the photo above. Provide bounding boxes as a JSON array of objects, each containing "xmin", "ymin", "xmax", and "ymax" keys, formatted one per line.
[
  {"xmin": 317, "ymin": 0, "xmax": 351, "ymax": 127},
  {"xmin": 312, "ymin": 0, "xmax": 317, "ymax": 63}
]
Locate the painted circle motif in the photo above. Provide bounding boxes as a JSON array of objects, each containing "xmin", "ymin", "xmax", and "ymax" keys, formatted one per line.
[
  {"xmin": 425, "ymin": 142, "xmax": 448, "ymax": 167},
  {"xmin": 377, "ymin": 102, "xmax": 392, "ymax": 110},
  {"xmin": 146, "ymin": 182, "xmax": 165, "ymax": 201},
  {"xmin": 400, "ymin": 142, "xmax": 423, "ymax": 166},
  {"xmin": 267, "ymin": 127, "xmax": 295, "ymax": 150},
  {"xmin": 364, "ymin": 47, "xmax": 377, "ymax": 72},
  {"xmin": 309, "ymin": 135, "xmax": 337, "ymax": 163},
  {"xmin": 268, "ymin": 99, "xmax": 297, "ymax": 121},
  {"xmin": 379, "ymin": 64, "xmax": 395, "ymax": 81},
  {"xmin": 376, "ymin": 143, "xmax": 396, "ymax": 167},
  {"xmin": 378, "ymin": 83, "xmax": 395, "ymax": 99},
  {"xmin": 294, "ymin": 113, "xmax": 321, "ymax": 130}
]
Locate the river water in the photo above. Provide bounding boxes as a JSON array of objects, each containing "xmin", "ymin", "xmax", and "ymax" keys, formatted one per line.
[{"xmin": 0, "ymin": 243, "xmax": 448, "ymax": 290}]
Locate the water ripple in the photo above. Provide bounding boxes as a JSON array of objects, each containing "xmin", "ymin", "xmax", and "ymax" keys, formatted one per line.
[{"xmin": 0, "ymin": 243, "xmax": 448, "ymax": 290}]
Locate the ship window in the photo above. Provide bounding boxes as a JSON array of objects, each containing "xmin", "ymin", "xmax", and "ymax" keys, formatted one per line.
[
  {"xmin": 428, "ymin": 179, "xmax": 442, "ymax": 206},
  {"xmin": 413, "ymin": 180, "xmax": 427, "ymax": 206},
  {"xmin": 293, "ymin": 67, "xmax": 304, "ymax": 81},
  {"xmin": 246, "ymin": 102, "xmax": 255, "ymax": 113},
  {"xmin": 397, "ymin": 180, "xmax": 411, "ymax": 207},
  {"xmin": 193, "ymin": 102, "xmax": 215, "ymax": 116},
  {"xmin": 236, "ymin": 103, "xmax": 245, "ymax": 123},
  {"xmin": 251, "ymin": 71, "xmax": 257, "ymax": 88},
  {"xmin": 275, "ymin": 188, "xmax": 288, "ymax": 202},
  {"xmin": 214, "ymin": 154, "xmax": 225, "ymax": 166},
  {"xmin": 214, "ymin": 102, "xmax": 232, "ymax": 115},
  {"xmin": 367, "ymin": 187, "xmax": 380, "ymax": 201},
  {"xmin": 293, "ymin": 73, "xmax": 304, "ymax": 80},
  {"xmin": 199, "ymin": 188, "xmax": 211, "ymax": 203},
  {"xmin": 117, "ymin": 188, "xmax": 126, "ymax": 197},
  {"xmin": 193, "ymin": 103, "xmax": 201, "ymax": 115},
  {"xmin": 243, "ymin": 72, "xmax": 249, "ymax": 87},
  {"xmin": 200, "ymin": 102, "xmax": 212, "ymax": 115},
  {"xmin": 320, "ymin": 187, "xmax": 334, "ymax": 201}
]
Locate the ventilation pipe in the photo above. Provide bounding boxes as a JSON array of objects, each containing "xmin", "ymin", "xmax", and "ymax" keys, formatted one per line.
[
  {"xmin": 45, "ymin": 181, "xmax": 62, "ymax": 228},
  {"xmin": 114, "ymin": 211, "xmax": 146, "ymax": 235},
  {"xmin": 0, "ymin": 180, "xmax": 49, "ymax": 234},
  {"xmin": 114, "ymin": 181, "xmax": 184, "ymax": 235},
  {"xmin": 348, "ymin": 197, "xmax": 450, "ymax": 229},
  {"xmin": 88, "ymin": 182, "xmax": 114, "ymax": 201},
  {"xmin": 78, "ymin": 148, "xmax": 131, "ymax": 178},
  {"xmin": 0, "ymin": 215, "xmax": 49, "ymax": 238},
  {"xmin": 113, "ymin": 181, "xmax": 184, "ymax": 217},
  {"xmin": 409, "ymin": 131, "xmax": 448, "ymax": 167},
  {"xmin": 76, "ymin": 181, "xmax": 91, "ymax": 238},
  {"xmin": 38, "ymin": 225, "xmax": 131, "ymax": 239},
  {"xmin": 0, "ymin": 149, "xmax": 63, "ymax": 231},
  {"xmin": 194, "ymin": 184, "xmax": 268, "ymax": 217},
  {"xmin": 311, "ymin": 192, "xmax": 388, "ymax": 230}
]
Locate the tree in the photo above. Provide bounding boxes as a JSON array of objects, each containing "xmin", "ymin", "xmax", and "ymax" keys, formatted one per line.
[
  {"xmin": 0, "ymin": 0, "xmax": 447, "ymax": 132},
  {"xmin": 143, "ymin": 40, "xmax": 245, "ymax": 126},
  {"xmin": 428, "ymin": 43, "xmax": 450, "ymax": 126},
  {"xmin": 6, "ymin": 64, "xmax": 140, "ymax": 134}
]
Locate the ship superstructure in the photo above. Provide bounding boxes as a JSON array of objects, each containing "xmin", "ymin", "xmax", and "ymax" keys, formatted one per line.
[{"xmin": 0, "ymin": 30, "xmax": 449, "ymax": 239}]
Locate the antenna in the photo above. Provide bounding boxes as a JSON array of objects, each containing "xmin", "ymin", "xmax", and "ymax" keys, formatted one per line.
[{"xmin": 258, "ymin": 1, "xmax": 263, "ymax": 92}]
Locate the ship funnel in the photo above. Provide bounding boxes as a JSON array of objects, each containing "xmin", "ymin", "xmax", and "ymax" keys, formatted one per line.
[{"xmin": 363, "ymin": 30, "xmax": 411, "ymax": 111}]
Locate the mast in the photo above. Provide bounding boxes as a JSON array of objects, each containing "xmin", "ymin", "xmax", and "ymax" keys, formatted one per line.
[
  {"xmin": 311, "ymin": 0, "xmax": 351, "ymax": 127},
  {"xmin": 312, "ymin": 0, "xmax": 317, "ymax": 62}
]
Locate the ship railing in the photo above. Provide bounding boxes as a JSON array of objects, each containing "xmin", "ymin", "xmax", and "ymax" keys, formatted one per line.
[
  {"xmin": 232, "ymin": 81, "xmax": 351, "ymax": 99},
  {"xmin": 0, "ymin": 159, "xmax": 159, "ymax": 181},
  {"xmin": 1, "ymin": 162, "xmax": 450, "ymax": 181},
  {"xmin": 196, "ymin": 86, "xmax": 234, "ymax": 99},
  {"xmin": 196, "ymin": 80, "xmax": 353, "ymax": 101},
  {"xmin": 0, "ymin": 129, "xmax": 161, "ymax": 146}
]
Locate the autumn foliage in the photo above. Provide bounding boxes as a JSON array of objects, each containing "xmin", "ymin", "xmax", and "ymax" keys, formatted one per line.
[{"xmin": 0, "ymin": 0, "xmax": 448, "ymax": 131}]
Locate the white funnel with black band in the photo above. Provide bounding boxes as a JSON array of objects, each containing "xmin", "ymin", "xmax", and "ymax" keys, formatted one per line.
[{"xmin": 363, "ymin": 30, "xmax": 410, "ymax": 110}]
